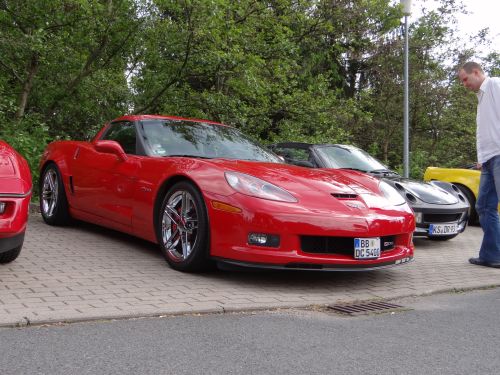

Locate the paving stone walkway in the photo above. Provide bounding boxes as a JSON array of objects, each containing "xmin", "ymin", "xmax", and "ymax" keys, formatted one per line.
[{"xmin": 0, "ymin": 215, "xmax": 499, "ymax": 327}]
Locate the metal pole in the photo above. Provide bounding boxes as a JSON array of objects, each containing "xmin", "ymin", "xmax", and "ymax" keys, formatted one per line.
[{"xmin": 403, "ymin": 14, "xmax": 410, "ymax": 178}]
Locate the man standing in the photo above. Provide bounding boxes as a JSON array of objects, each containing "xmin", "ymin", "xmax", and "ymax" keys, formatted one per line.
[{"xmin": 458, "ymin": 61, "xmax": 500, "ymax": 268}]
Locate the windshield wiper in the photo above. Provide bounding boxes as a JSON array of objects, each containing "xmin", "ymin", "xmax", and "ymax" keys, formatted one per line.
[
  {"xmin": 369, "ymin": 169, "xmax": 400, "ymax": 176},
  {"xmin": 339, "ymin": 167, "xmax": 368, "ymax": 172}
]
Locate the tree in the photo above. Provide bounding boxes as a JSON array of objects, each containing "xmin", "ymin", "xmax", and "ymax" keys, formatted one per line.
[{"xmin": 0, "ymin": 0, "xmax": 143, "ymax": 137}]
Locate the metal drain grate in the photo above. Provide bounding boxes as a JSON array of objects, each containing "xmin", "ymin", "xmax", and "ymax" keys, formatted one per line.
[{"xmin": 328, "ymin": 301, "xmax": 404, "ymax": 316}]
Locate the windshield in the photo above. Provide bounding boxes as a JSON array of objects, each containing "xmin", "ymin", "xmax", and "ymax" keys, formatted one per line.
[
  {"xmin": 315, "ymin": 145, "xmax": 391, "ymax": 172},
  {"xmin": 140, "ymin": 119, "xmax": 281, "ymax": 163}
]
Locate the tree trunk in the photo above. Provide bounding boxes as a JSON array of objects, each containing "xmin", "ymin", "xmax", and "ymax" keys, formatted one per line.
[{"xmin": 16, "ymin": 54, "xmax": 39, "ymax": 120}]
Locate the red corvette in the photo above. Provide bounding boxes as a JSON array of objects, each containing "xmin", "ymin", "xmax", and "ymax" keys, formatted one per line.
[
  {"xmin": 39, "ymin": 115, "xmax": 415, "ymax": 272},
  {"xmin": 0, "ymin": 141, "xmax": 32, "ymax": 263}
]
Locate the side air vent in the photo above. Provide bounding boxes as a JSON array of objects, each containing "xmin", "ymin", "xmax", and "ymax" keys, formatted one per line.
[
  {"xmin": 394, "ymin": 183, "xmax": 405, "ymax": 191},
  {"xmin": 405, "ymin": 193, "xmax": 417, "ymax": 203},
  {"xmin": 332, "ymin": 193, "xmax": 358, "ymax": 199}
]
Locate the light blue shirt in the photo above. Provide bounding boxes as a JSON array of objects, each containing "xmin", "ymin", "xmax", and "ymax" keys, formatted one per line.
[{"xmin": 477, "ymin": 77, "xmax": 500, "ymax": 163}]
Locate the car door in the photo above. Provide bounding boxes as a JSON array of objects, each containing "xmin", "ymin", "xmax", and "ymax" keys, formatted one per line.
[{"xmin": 71, "ymin": 121, "xmax": 140, "ymax": 228}]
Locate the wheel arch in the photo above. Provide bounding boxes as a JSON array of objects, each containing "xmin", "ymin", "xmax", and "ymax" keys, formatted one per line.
[
  {"xmin": 39, "ymin": 157, "xmax": 72, "ymax": 197},
  {"xmin": 39, "ymin": 151, "xmax": 71, "ymax": 184},
  {"xmin": 152, "ymin": 175, "xmax": 209, "ymax": 236},
  {"xmin": 453, "ymin": 182, "xmax": 478, "ymax": 224},
  {"xmin": 452, "ymin": 182, "xmax": 476, "ymax": 201}
]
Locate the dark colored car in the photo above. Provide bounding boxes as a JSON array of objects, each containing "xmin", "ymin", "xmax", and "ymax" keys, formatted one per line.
[
  {"xmin": 0, "ymin": 141, "xmax": 32, "ymax": 263},
  {"xmin": 39, "ymin": 115, "xmax": 415, "ymax": 272},
  {"xmin": 270, "ymin": 142, "xmax": 469, "ymax": 241}
]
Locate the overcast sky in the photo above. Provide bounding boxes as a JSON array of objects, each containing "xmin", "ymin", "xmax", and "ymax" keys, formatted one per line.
[
  {"xmin": 411, "ymin": 0, "xmax": 500, "ymax": 56},
  {"xmin": 455, "ymin": 0, "xmax": 500, "ymax": 53}
]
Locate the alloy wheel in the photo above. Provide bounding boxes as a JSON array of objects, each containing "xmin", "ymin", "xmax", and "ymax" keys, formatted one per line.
[
  {"xmin": 161, "ymin": 190, "xmax": 199, "ymax": 261},
  {"xmin": 41, "ymin": 168, "xmax": 58, "ymax": 217}
]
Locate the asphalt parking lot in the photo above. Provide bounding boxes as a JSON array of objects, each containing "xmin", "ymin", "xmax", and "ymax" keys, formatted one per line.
[{"xmin": 0, "ymin": 214, "xmax": 499, "ymax": 327}]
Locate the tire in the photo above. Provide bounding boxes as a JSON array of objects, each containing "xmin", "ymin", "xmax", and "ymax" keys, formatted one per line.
[
  {"xmin": 0, "ymin": 246, "xmax": 22, "ymax": 264},
  {"xmin": 156, "ymin": 181, "xmax": 211, "ymax": 272},
  {"xmin": 455, "ymin": 184, "xmax": 478, "ymax": 225},
  {"xmin": 428, "ymin": 234, "xmax": 458, "ymax": 241},
  {"xmin": 40, "ymin": 163, "xmax": 72, "ymax": 226}
]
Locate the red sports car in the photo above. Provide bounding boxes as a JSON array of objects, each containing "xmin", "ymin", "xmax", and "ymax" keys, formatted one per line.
[
  {"xmin": 0, "ymin": 141, "xmax": 32, "ymax": 263},
  {"xmin": 39, "ymin": 115, "xmax": 415, "ymax": 272}
]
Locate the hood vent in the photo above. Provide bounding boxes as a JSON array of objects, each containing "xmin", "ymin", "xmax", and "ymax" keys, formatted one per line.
[{"xmin": 332, "ymin": 193, "xmax": 358, "ymax": 199}]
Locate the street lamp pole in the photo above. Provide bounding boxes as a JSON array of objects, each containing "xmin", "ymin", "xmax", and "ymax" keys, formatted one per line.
[{"xmin": 401, "ymin": 0, "xmax": 412, "ymax": 178}]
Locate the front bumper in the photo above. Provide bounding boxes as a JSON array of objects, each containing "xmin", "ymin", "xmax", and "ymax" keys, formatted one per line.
[
  {"xmin": 207, "ymin": 192, "xmax": 415, "ymax": 269},
  {"xmin": 217, "ymin": 256, "xmax": 414, "ymax": 271},
  {"xmin": 413, "ymin": 206, "xmax": 468, "ymax": 237},
  {"xmin": 0, "ymin": 193, "xmax": 31, "ymax": 242},
  {"xmin": 0, "ymin": 232, "xmax": 25, "ymax": 253}
]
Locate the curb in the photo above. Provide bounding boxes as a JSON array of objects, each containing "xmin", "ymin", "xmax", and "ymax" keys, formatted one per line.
[{"xmin": 2, "ymin": 283, "xmax": 499, "ymax": 329}]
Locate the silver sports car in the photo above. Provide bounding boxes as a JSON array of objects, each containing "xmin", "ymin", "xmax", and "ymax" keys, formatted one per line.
[{"xmin": 270, "ymin": 142, "xmax": 469, "ymax": 241}]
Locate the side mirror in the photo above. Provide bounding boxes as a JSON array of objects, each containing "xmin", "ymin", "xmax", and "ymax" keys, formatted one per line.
[{"xmin": 94, "ymin": 140, "xmax": 128, "ymax": 161}]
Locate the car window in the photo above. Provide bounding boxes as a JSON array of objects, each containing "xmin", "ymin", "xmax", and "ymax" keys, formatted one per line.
[
  {"xmin": 140, "ymin": 120, "xmax": 282, "ymax": 162},
  {"xmin": 279, "ymin": 147, "xmax": 309, "ymax": 161},
  {"xmin": 273, "ymin": 146, "xmax": 317, "ymax": 166},
  {"xmin": 101, "ymin": 122, "xmax": 137, "ymax": 155},
  {"xmin": 316, "ymin": 145, "xmax": 387, "ymax": 171}
]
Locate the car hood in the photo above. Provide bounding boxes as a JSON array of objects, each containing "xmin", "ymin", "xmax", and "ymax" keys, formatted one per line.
[
  {"xmin": 204, "ymin": 159, "xmax": 407, "ymax": 210},
  {"xmin": 384, "ymin": 177, "xmax": 458, "ymax": 204}
]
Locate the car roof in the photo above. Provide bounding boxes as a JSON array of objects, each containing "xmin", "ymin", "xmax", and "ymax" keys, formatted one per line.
[
  {"xmin": 272, "ymin": 142, "xmax": 312, "ymax": 149},
  {"xmin": 111, "ymin": 114, "xmax": 227, "ymax": 126},
  {"xmin": 273, "ymin": 142, "xmax": 358, "ymax": 150}
]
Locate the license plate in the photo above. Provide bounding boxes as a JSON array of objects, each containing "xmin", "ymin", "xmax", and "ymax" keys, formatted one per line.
[
  {"xmin": 354, "ymin": 237, "xmax": 381, "ymax": 259},
  {"xmin": 428, "ymin": 223, "xmax": 458, "ymax": 235}
]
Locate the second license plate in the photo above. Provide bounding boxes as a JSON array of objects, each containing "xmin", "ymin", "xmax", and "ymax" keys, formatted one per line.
[{"xmin": 428, "ymin": 223, "xmax": 458, "ymax": 235}]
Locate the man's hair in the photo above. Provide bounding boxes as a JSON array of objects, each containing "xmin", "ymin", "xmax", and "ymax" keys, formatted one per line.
[{"xmin": 460, "ymin": 61, "xmax": 484, "ymax": 74}]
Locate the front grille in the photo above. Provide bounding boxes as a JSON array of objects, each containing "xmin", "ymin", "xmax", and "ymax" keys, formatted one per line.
[
  {"xmin": 300, "ymin": 235, "xmax": 395, "ymax": 255},
  {"xmin": 423, "ymin": 213, "xmax": 461, "ymax": 223}
]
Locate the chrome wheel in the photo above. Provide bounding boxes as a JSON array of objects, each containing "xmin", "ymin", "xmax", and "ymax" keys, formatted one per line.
[
  {"xmin": 161, "ymin": 190, "xmax": 199, "ymax": 262},
  {"xmin": 39, "ymin": 164, "xmax": 71, "ymax": 226},
  {"xmin": 41, "ymin": 168, "xmax": 58, "ymax": 217}
]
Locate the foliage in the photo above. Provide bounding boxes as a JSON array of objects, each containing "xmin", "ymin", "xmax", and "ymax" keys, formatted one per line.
[
  {"xmin": 0, "ymin": 0, "xmax": 493, "ymax": 196},
  {"xmin": 0, "ymin": 116, "xmax": 50, "ymax": 195}
]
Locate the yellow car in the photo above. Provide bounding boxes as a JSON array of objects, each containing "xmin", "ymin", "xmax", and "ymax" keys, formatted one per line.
[{"xmin": 424, "ymin": 166, "xmax": 489, "ymax": 224}]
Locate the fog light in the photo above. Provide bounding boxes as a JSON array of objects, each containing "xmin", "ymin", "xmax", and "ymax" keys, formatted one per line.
[
  {"xmin": 0, "ymin": 202, "xmax": 5, "ymax": 214},
  {"xmin": 414, "ymin": 212, "xmax": 423, "ymax": 223},
  {"xmin": 248, "ymin": 233, "xmax": 280, "ymax": 248}
]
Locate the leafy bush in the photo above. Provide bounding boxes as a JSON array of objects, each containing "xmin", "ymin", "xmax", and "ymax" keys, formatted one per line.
[{"xmin": 0, "ymin": 115, "xmax": 50, "ymax": 199}]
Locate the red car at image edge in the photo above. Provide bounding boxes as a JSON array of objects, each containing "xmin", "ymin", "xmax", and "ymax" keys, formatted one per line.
[
  {"xmin": 38, "ymin": 115, "xmax": 415, "ymax": 272},
  {"xmin": 0, "ymin": 141, "xmax": 32, "ymax": 263}
]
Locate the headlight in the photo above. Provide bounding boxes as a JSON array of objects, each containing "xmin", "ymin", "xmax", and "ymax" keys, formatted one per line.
[
  {"xmin": 379, "ymin": 181, "xmax": 406, "ymax": 206},
  {"xmin": 225, "ymin": 172, "xmax": 298, "ymax": 202}
]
